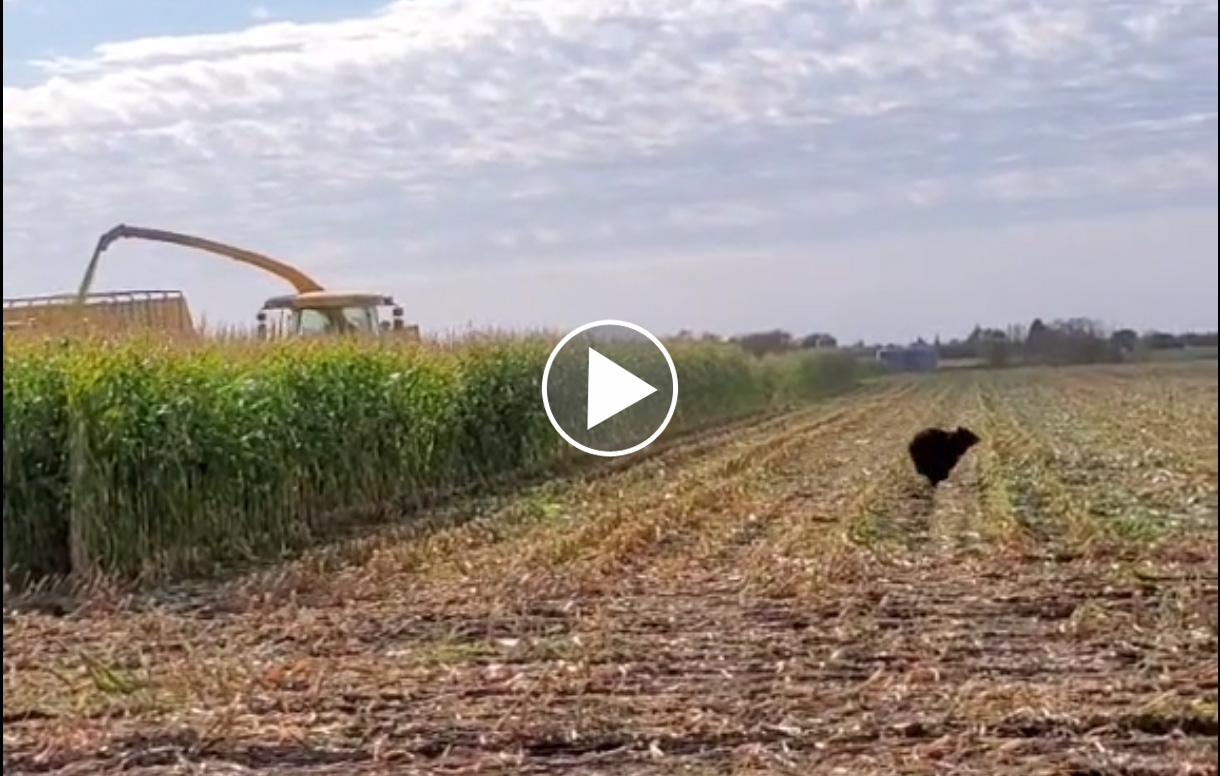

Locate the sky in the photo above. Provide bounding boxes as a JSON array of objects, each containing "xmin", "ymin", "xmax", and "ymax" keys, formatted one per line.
[{"xmin": 3, "ymin": 0, "xmax": 1217, "ymax": 344}]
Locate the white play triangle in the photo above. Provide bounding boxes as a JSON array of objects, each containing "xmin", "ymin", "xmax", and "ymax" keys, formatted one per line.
[{"xmin": 586, "ymin": 347, "xmax": 658, "ymax": 430}]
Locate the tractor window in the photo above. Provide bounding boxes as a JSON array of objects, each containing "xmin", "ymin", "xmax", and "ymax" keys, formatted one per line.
[
  {"xmin": 294, "ymin": 306, "xmax": 378, "ymax": 335},
  {"xmin": 341, "ymin": 306, "xmax": 377, "ymax": 330}
]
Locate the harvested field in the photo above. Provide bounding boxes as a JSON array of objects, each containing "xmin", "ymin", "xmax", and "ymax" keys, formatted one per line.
[{"xmin": 4, "ymin": 362, "xmax": 1218, "ymax": 775}]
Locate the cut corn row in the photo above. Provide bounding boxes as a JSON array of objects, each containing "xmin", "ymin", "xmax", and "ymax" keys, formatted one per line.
[{"xmin": 3, "ymin": 330, "xmax": 876, "ymax": 584}]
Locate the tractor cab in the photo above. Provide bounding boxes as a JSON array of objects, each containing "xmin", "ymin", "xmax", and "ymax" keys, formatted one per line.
[{"xmin": 256, "ymin": 290, "xmax": 412, "ymax": 338}]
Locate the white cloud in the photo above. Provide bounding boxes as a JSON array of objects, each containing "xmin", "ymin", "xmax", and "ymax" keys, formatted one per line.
[{"xmin": 3, "ymin": 0, "xmax": 1217, "ymax": 338}]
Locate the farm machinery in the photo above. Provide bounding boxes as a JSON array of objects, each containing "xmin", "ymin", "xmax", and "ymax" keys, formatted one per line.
[{"xmin": 2, "ymin": 224, "xmax": 421, "ymax": 340}]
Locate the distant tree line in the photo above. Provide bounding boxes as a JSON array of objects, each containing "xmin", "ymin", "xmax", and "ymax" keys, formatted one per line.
[
  {"xmin": 934, "ymin": 319, "xmax": 1218, "ymax": 368},
  {"xmin": 673, "ymin": 328, "xmax": 838, "ymax": 358},
  {"xmin": 673, "ymin": 319, "xmax": 1217, "ymax": 368}
]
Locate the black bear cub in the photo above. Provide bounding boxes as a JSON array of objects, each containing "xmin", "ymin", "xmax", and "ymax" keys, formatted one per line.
[{"xmin": 907, "ymin": 426, "xmax": 980, "ymax": 487}]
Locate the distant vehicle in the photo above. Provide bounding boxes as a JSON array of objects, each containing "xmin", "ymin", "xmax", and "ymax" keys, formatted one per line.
[{"xmin": 2, "ymin": 223, "xmax": 421, "ymax": 340}]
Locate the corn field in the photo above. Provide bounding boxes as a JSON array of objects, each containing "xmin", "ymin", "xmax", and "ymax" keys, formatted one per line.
[
  {"xmin": 2, "ymin": 331, "xmax": 869, "ymax": 584},
  {"xmin": 3, "ymin": 347, "xmax": 1215, "ymax": 775}
]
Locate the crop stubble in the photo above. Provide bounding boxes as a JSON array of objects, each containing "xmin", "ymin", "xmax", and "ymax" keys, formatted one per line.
[{"xmin": 4, "ymin": 364, "xmax": 1217, "ymax": 775}]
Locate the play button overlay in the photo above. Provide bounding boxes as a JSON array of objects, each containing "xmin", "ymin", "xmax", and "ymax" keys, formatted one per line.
[
  {"xmin": 542, "ymin": 319, "xmax": 679, "ymax": 457},
  {"xmin": 587, "ymin": 348, "xmax": 657, "ymax": 429}
]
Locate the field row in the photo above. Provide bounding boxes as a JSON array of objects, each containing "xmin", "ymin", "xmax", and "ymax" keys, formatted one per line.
[{"xmin": 4, "ymin": 362, "xmax": 1216, "ymax": 774}]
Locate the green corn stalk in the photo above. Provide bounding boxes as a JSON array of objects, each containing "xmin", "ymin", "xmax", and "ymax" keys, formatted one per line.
[{"xmin": 3, "ymin": 329, "xmax": 867, "ymax": 585}]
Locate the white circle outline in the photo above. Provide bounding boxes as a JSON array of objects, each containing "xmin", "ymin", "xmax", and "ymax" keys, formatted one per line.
[{"xmin": 541, "ymin": 319, "xmax": 679, "ymax": 458}]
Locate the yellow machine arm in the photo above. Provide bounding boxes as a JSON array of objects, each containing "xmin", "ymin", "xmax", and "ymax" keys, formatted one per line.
[{"xmin": 76, "ymin": 224, "xmax": 327, "ymax": 303}]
